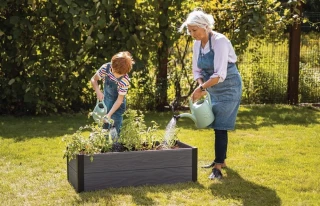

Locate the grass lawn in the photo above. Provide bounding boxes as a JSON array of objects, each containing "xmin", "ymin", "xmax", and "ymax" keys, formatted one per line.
[{"xmin": 0, "ymin": 105, "xmax": 319, "ymax": 206}]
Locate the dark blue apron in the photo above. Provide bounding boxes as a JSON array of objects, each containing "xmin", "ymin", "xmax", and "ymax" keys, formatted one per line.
[{"xmin": 197, "ymin": 33, "xmax": 242, "ymax": 130}]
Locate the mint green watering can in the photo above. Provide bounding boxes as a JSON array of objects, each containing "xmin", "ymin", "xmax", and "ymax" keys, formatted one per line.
[
  {"xmin": 92, "ymin": 100, "xmax": 107, "ymax": 123},
  {"xmin": 174, "ymin": 92, "xmax": 214, "ymax": 129}
]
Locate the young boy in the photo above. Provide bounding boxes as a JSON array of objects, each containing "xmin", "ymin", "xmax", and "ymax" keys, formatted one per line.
[{"xmin": 90, "ymin": 51, "xmax": 134, "ymax": 135}]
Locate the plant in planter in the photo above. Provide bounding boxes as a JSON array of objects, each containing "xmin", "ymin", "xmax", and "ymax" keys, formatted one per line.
[
  {"xmin": 63, "ymin": 109, "xmax": 198, "ymax": 192},
  {"xmin": 115, "ymin": 109, "xmax": 163, "ymax": 151}
]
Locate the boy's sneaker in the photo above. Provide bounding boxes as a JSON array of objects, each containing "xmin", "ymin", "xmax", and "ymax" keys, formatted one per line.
[{"xmin": 208, "ymin": 168, "xmax": 223, "ymax": 180}]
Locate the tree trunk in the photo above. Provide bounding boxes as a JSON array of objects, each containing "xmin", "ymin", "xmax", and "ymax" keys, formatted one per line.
[
  {"xmin": 155, "ymin": 2, "xmax": 169, "ymax": 111},
  {"xmin": 287, "ymin": 0, "xmax": 302, "ymax": 104}
]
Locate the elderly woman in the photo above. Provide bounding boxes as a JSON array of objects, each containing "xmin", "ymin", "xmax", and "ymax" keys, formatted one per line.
[{"xmin": 179, "ymin": 8, "xmax": 242, "ymax": 179}]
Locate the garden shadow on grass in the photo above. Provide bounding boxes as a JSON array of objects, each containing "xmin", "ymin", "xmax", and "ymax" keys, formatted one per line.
[
  {"xmin": 209, "ymin": 168, "xmax": 281, "ymax": 206},
  {"xmin": 0, "ymin": 114, "xmax": 92, "ymax": 141},
  {"xmin": 235, "ymin": 105, "xmax": 319, "ymax": 130},
  {"xmin": 1, "ymin": 105, "xmax": 319, "ymax": 140},
  {"xmin": 75, "ymin": 182, "xmax": 205, "ymax": 205}
]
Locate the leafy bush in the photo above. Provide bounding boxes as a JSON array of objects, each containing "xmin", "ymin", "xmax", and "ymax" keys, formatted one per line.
[
  {"xmin": 299, "ymin": 66, "xmax": 320, "ymax": 102},
  {"xmin": 126, "ymin": 68, "xmax": 157, "ymax": 111},
  {"xmin": 238, "ymin": 40, "xmax": 288, "ymax": 104}
]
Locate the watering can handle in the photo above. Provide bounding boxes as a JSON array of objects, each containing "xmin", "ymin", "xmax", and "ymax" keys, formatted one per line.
[
  {"xmin": 97, "ymin": 99, "xmax": 107, "ymax": 110},
  {"xmin": 205, "ymin": 91, "xmax": 212, "ymax": 104},
  {"xmin": 190, "ymin": 91, "xmax": 212, "ymax": 107}
]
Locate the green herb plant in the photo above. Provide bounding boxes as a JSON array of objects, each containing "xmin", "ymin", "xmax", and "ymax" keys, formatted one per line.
[
  {"xmin": 120, "ymin": 109, "xmax": 162, "ymax": 151},
  {"xmin": 63, "ymin": 109, "xmax": 178, "ymax": 162},
  {"xmin": 62, "ymin": 124, "xmax": 111, "ymax": 162}
]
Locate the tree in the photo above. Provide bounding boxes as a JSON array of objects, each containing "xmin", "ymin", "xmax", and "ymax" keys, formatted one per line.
[{"xmin": 154, "ymin": 0, "xmax": 184, "ymax": 111}]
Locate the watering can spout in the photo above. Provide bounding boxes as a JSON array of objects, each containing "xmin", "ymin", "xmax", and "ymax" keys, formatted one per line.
[
  {"xmin": 174, "ymin": 113, "xmax": 197, "ymax": 124},
  {"xmin": 173, "ymin": 115, "xmax": 180, "ymax": 120}
]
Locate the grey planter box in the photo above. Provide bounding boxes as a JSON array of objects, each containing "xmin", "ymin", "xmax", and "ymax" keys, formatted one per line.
[{"xmin": 67, "ymin": 141, "xmax": 197, "ymax": 192}]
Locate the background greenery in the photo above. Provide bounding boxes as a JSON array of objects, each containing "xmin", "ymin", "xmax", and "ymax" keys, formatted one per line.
[
  {"xmin": 2, "ymin": 0, "xmax": 318, "ymax": 115},
  {"xmin": 0, "ymin": 105, "xmax": 319, "ymax": 205}
]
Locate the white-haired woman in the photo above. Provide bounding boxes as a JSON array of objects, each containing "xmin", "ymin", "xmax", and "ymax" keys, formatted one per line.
[{"xmin": 179, "ymin": 8, "xmax": 242, "ymax": 179}]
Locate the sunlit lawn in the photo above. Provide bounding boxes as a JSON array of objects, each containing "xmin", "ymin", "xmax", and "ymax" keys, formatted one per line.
[{"xmin": 0, "ymin": 105, "xmax": 319, "ymax": 206}]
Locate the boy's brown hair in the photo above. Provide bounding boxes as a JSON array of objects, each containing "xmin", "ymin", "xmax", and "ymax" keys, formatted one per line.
[{"xmin": 111, "ymin": 51, "xmax": 134, "ymax": 74}]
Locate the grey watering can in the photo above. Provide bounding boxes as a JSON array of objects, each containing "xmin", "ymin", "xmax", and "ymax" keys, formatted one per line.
[
  {"xmin": 92, "ymin": 99, "xmax": 107, "ymax": 123},
  {"xmin": 174, "ymin": 92, "xmax": 214, "ymax": 129}
]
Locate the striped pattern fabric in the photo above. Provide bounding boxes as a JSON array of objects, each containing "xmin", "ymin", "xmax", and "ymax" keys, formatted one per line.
[{"xmin": 97, "ymin": 63, "xmax": 130, "ymax": 95}]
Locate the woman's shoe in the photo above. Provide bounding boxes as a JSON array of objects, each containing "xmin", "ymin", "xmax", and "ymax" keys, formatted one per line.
[{"xmin": 208, "ymin": 168, "xmax": 223, "ymax": 180}]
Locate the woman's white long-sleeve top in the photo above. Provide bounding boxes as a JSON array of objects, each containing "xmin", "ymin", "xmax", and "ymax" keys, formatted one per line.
[{"xmin": 192, "ymin": 31, "xmax": 237, "ymax": 83}]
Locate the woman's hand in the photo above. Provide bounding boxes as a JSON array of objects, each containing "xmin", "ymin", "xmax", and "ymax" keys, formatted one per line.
[{"xmin": 191, "ymin": 87, "xmax": 207, "ymax": 102}]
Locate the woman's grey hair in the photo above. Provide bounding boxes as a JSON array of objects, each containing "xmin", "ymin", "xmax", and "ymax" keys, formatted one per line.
[{"xmin": 178, "ymin": 8, "xmax": 215, "ymax": 34}]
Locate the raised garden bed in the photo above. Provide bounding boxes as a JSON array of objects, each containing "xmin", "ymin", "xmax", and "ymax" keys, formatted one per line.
[{"xmin": 67, "ymin": 141, "xmax": 197, "ymax": 192}]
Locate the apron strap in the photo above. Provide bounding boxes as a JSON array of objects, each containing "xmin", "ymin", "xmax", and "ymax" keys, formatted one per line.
[{"xmin": 199, "ymin": 32, "xmax": 213, "ymax": 57}]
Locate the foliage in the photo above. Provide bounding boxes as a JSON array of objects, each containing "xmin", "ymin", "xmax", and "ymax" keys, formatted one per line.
[
  {"xmin": 237, "ymin": 39, "xmax": 289, "ymax": 104},
  {"xmin": 304, "ymin": 0, "xmax": 320, "ymax": 12},
  {"xmin": 0, "ymin": 0, "xmax": 97, "ymax": 114},
  {"xmin": 167, "ymin": 36, "xmax": 197, "ymax": 109},
  {"xmin": 299, "ymin": 32, "xmax": 320, "ymax": 102},
  {"xmin": 299, "ymin": 65, "xmax": 320, "ymax": 102},
  {"xmin": 1, "ymin": 0, "xmax": 317, "ymax": 115},
  {"xmin": 0, "ymin": 0, "xmax": 153, "ymax": 114},
  {"xmin": 127, "ymin": 66, "xmax": 157, "ymax": 110},
  {"xmin": 236, "ymin": 34, "xmax": 320, "ymax": 104},
  {"xmin": 1, "ymin": 0, "xmax": 98, "ymax": 114},
  {"xmin": 62, "ymin": 109, "xmax": 177, "ymax": 161}
]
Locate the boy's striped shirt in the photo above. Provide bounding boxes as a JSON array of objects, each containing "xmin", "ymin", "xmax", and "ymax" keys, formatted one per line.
[{"xmin": 97, "ymin": 63, "xmax": 130, "ymax": 95}]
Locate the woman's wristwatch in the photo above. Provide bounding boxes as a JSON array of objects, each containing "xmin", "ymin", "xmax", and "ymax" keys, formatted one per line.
[{"xmin": 200, "ymin": 84, "xmax": 206, "ymax": 91}]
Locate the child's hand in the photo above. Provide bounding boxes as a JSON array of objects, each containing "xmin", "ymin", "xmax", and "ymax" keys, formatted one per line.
[
  {"xmin": 103, "ymin": 114, "xmax": 114, "ymax": 125},
  {"xmin": 105, "ymin": 114, "xmax": 111, "ymax": 121},
  {"xmin": 97, "ymin": 90, "xmax": 104, "ymax": 101}
]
